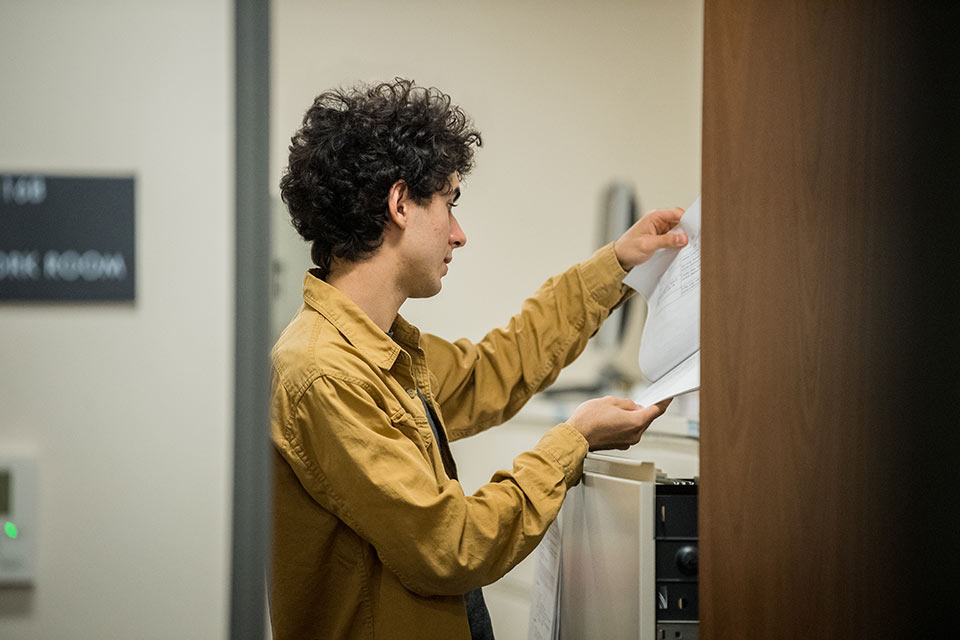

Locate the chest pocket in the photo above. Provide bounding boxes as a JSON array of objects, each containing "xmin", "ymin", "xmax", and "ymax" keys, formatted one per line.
[{"xmin": 388, "ymin": 408, "xmax": 448, "ymax": 485}]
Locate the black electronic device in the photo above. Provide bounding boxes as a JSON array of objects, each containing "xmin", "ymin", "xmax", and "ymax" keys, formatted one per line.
[{"xmin": 655, "ymin": 480, "xmax": 699, "ymax": 640}]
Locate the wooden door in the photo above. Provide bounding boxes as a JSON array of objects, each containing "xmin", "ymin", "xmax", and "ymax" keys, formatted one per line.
[{"xmin": 699, "ymin": 2, "xmax": 959, "ymax": 638}]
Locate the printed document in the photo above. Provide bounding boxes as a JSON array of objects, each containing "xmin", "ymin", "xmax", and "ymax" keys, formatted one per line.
[
  {"xmin": 527, "ymin": 518, "xmax": 563, "ymax": 640},
  {"xmin": 623, "ymin": 196, "xmax": 701, "ymax": 406}
]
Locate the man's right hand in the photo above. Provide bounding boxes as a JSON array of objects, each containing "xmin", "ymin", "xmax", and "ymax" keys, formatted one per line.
[{"xmin": 566, "ymin": 396, "xmax": 671, "ymax": 451}]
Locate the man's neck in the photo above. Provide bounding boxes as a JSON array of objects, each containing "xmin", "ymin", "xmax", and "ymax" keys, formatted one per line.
[{"xmin": 325, "ymin": 257, "xmax": 405, "ymax": 333}]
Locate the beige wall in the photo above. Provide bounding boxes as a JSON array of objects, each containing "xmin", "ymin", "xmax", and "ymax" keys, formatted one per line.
[
  {"xmin": 0, "ymin": 2, "xmax": 233, "ymax": 639},
  {"xmin": 271, "ymin": 0, "xmax": 703, "ymax": 357}
]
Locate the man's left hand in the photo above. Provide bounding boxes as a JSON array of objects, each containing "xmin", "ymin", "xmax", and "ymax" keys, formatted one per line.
[{"xmin": 613, "ymin": 207, "xmax": 688, "ymax": 271}]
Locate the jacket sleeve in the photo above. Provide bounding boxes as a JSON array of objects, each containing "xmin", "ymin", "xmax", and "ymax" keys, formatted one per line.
[
  {"xmin": 422, "ymin": 242, "xmax": 632, "ymax": 440},
  {"xmin": 273, "ymin": 372, "xmax": 589, "ymax": 597}
]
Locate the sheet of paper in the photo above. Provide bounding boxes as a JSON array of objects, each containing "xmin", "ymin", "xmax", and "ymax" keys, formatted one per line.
[
  {"xmin": 623, "ymin": 197, "xmax": 701, "ymax": 383},
  {"xmin": 527, "ymin": 518, "xmax": 563, "ymax": 640},
  {"xmin": 633, "ymin": 350, "xmax": 700, "ymax": 407}
]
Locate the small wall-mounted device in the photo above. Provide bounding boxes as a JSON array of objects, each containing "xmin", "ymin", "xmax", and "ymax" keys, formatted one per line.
[{"xmin": 0, "ymin": 455, "xmax": 37, "ymax": 586}]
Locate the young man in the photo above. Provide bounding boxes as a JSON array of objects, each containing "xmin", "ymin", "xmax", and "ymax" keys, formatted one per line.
[{"xmin": 270, "ymin": 79, "xmax": 688, "ymax": 640}]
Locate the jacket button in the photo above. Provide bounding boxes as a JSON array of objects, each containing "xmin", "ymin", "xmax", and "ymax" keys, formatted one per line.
[{"xmin": 406, "ymin": 388, "xmax": 416, "ymax": 398}]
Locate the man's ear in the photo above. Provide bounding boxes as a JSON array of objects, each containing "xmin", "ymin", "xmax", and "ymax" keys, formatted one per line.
[{"xmin": 387, "ymin": 180, "xmax": 409, "ymax": 230}]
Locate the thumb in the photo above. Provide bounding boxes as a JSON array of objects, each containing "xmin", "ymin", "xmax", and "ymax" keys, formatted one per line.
[
  {"xmin": 662, "ymin": 232, "xmax": 689, "ymax": 249},
  {"xmin": 641, "ymin": 231, "xmax": 688, "ymax": 255}
]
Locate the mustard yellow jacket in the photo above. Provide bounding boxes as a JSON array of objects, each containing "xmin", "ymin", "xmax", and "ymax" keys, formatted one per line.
[{"xmin": 270, "ymin": 243, "xmax": 631, "ymax": 639}]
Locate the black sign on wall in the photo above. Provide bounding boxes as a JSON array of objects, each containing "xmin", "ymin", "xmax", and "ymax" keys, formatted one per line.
[{"xmin": 0, "ymin": 175, "xmax": 135, "ymax": 301}]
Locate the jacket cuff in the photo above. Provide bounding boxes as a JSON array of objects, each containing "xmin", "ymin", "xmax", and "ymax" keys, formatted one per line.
[
  {"xmin": 536, "ymin": 423, "xmax": 589, "ymax": 488},
  {"xmin": 580, "ymin": 242, "xmax": 631, "ymax": 309}
]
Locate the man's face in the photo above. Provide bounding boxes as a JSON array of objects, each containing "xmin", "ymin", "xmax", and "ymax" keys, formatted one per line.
[{"xmin": 399, "ymin": 173, "xmax": 466, "ymax": 299}]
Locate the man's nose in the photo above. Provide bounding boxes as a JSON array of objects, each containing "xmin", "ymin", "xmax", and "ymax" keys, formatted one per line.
[{"xmin": 450, "ymin": 214, "xmax": 467, "ymax": 248}]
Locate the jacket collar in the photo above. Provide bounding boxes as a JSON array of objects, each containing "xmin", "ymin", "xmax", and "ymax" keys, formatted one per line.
[{"xmin": 301, "ymin": 269, "xmax": 420, "ymax": 369}]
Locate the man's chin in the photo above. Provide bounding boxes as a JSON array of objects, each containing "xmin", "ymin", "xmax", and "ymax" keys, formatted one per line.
[{"xmin": 408, "ymin": 281, "xmax": 443, "ymax": 299}]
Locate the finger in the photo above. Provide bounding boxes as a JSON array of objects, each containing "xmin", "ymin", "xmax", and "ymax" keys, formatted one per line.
[
  {"xmin": 639, "ymin": 231, "xmax": 688, "ymax": 255},
  {"xmin": 634, "ymin": 402, "xmax": 668, "ymax": 424},
  {"xmin": 663, "ymin": 232, "xmax": 689, "ymax": 248},
  {"xmin": 609, "ymin": 396, "xmax": 639, "ymax": 410},
  {"xmin": 642, "ymin": 207, "xmax": 685, "ymax": 232}
]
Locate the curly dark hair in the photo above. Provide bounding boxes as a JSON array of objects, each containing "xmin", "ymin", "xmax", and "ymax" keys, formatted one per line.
[{"xmin": 280, "ymin": 78, "xmax": 482, "ymax": 276}]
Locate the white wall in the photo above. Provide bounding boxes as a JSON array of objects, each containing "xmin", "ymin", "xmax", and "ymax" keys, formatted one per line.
[
  {"xmin": 0, "ymin": 2, "xmax": 234, "ymax": 639},
  {"xmin": 272, "ymin": 0, "xmax": 703, "ymax": 351}
]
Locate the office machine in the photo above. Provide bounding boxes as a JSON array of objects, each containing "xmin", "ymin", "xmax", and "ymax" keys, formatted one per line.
[{"xmin": 559, "ymin": 453, "xmax": 698, "ymax": 639}]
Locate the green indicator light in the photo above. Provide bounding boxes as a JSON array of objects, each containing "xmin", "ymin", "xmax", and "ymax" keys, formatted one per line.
[{"xmin": 4, "ymin": 521, "xmax": 16, "ymax": 539}]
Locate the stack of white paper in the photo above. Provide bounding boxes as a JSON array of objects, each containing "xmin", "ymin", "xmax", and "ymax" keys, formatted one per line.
[
  {"xmin": 527, "ymin": 518, "xmax": 563, "ymax": 640},
  {"xmin": 623, "ymin": 197, "xmax": 701, "ymax": 407}
]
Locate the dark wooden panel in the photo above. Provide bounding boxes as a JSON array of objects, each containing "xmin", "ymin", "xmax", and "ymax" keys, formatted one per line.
[{"xmin": 700, "ymin": 2, "xmax": 960, "ymax": 638}]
